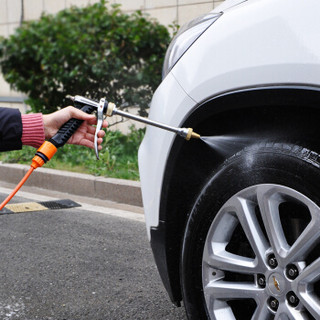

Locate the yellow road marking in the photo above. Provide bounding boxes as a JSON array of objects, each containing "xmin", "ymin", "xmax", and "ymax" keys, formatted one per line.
[{"xmin": 5, "ymin": 202, "xmax": 48, "ymax": 213}]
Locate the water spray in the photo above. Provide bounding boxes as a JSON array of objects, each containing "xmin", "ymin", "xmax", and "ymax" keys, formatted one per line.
[{"xmin": 0, "ymin": 95, "xmax": 200, "ymax": 210}]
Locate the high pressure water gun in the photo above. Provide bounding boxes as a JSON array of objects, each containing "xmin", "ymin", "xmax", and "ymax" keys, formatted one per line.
[{"xmin": 0, "ymin": 95, "xmax": 200, "ymax": 210}]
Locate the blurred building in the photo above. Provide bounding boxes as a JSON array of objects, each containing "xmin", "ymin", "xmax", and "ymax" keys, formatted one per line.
[{"xmin": 0, "ymin": 0, "xmax": 223, "ymax": 115}]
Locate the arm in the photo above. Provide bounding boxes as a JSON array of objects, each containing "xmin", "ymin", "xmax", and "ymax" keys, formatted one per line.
[
  {"xmin": 0, "ymin": 106, "xmax": 107, "ymax": 152},
  {"xmin": 0, "ymin": 107, "xmax": 23, "ymax": 151}
]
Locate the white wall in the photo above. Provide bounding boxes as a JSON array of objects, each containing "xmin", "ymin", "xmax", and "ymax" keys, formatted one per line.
[{"xmin": 1, "ymin": 0, "xmax": 224, "ymax": 36}]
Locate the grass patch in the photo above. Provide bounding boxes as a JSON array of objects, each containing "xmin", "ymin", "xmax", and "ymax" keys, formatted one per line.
[{"xmin": 0, "ymin": 128, "xmax": 144, "ymax": 181}]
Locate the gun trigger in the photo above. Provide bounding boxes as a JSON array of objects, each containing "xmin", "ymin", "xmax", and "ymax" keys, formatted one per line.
[{"xmin": 94, "ymin": 98, "xmax": 106, "ymax": 160}]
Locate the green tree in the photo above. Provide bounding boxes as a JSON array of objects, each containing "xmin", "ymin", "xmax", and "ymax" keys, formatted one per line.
[{"xmin": 0, "ymin": 0, "xmax": 170, "ymax": 116}]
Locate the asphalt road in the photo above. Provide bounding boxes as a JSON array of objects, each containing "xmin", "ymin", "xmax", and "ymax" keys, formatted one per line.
[{"xmin": 0, "ymin": 191, "xmax": 186, "ymax": 320}]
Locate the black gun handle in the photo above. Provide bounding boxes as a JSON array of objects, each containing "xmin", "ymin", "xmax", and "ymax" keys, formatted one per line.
[{"xmin": 49, "ymin": 104, "xmax": 96, "ymax": 148}]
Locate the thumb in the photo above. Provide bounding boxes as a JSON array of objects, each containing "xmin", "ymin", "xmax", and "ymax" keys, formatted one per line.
[{"xmin": 68, "ymin": 106, "xmax": 96, "ymax": 121}]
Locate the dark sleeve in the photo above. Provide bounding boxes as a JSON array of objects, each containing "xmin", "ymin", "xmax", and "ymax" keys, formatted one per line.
[{"xmin": 0, "ymin": 107, "xmax": 23, "ymax": 151}]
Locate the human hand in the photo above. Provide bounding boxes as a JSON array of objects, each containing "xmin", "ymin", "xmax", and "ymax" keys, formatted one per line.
[{"xmin": 42, "ymin": 106, "xmax": 108, "ymax": 150}]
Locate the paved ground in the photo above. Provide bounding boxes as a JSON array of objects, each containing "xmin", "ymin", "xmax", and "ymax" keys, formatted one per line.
[{"xmin": 0, "ymin": 187, "xmax": 186, "ymax": 320}]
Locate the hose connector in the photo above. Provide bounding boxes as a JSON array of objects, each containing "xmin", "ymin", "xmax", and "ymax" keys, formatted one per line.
[{"xmin": 31, "ymin": 141, "xmax": 58, "ymax": 169}]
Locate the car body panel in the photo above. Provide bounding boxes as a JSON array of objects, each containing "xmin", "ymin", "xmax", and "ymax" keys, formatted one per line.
[
  {"xmin": 139, "ymin": 0, "xmax": 320, "ymax": 236},
  {"xmin": 138, "ymin": 73, "xmax": 196, "ymax": 237},
  {"xmin": 173, "ymin": 0, "xmax": 320, "ymax": 103}
]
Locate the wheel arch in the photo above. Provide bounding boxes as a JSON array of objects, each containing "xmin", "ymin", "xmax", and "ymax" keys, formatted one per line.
[{"xmin": 150, "ymin": 85, "xmax": 320, "ymax": 305}]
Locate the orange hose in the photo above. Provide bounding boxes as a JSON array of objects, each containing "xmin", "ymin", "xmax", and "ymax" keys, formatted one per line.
[
  {"xmin": 0, "ymin": 141, "xmax": 57, "ymax": 211},
  {"xmin": 0, "ymin": 166, "xmax": 34, "ymax": 211}
]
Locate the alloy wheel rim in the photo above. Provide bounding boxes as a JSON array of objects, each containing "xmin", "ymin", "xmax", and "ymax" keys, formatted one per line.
[{"xmin": 202, "ymin": 184, "xmax": 320, "ymax": 319}]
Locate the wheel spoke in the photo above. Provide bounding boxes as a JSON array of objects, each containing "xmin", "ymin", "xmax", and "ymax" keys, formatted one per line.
[
  {"xmin": 251, "ymin": 300, "xmax": 270, "ymax": 320},
  {"xmin": 229, "ymin": 195, "xmax": 269, "ymax": 267},
  {"xmin": 275, "ymin": 303, "xmax": 309, "ymax": 320},
  {"xmin": 203, "ymin": 249, "xmax": 258, "ymax": 274},
  {"xmin": 204, "ymin": 280, "xmax": 261, "ymax": 300},
  {"xmin": 286, "ymin": 218, "xmax": 320, "ymax": 262},
  {"xmin": 293, "ymin": 258, "xmax": 320, "ymax": 318},
  {"xmin": 207, "ymin": 300, "xmax": 234, "ymax": 319},
  {"xmin": 297, "ymin": 257, "xmax": 320, "ymax": 284},
  {"xmin": 257, "ymin": 185, "xmax": 289, "ymax": 260},
  {"xmin": 257, "ymin": 185, "xmax": 320, "ymax": 263}
]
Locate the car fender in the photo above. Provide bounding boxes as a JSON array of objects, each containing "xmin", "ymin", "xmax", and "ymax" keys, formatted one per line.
[{"xmin": 138, "ymin": 73, "xmax": 196, "ymax": 236}]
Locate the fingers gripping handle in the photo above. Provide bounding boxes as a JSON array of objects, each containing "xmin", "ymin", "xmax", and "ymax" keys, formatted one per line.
[
  {"xmin": 49, "ymin": 104, "xmax": 96, "ymax": 148},
  {"xmin": 33, "ymin": 103, "xmax": 97, "ymax": 167}
]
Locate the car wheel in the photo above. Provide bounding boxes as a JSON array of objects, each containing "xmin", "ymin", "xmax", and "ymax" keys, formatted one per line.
[{"xmin": 180, "ymin": 143, "xmax": 320, "ymax": 319}]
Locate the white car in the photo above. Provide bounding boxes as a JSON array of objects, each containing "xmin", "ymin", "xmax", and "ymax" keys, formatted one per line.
[{"xmin": 138, "ymin": 0, "xmax": 320, "ymax": 318}]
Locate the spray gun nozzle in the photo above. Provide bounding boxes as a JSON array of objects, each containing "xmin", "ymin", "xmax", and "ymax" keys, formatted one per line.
[
  {"xmin": 180, "ymin": 128, "xmax": 201, "ymax": 140},
  {"xmin": 191, "ymin": 131, "xmax": 201, "ymax": 140}
]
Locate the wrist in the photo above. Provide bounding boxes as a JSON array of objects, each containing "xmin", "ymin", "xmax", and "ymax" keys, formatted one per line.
[{"xmin": 42, "ymin": 114, "xmax": 53, "ymax": 140}]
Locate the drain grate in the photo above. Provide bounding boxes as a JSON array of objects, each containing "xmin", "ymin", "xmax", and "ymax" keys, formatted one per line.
[
  {"xmin": 1, "ymin": 199, "xmax": 81, "ymax": 214},
  {"xmin": 39, "ymin": 199, "xmax": 81, "ymax": 210}
]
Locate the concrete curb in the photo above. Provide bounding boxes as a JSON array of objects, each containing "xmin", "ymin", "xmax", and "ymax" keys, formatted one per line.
[{"xmin": 0, "ymin": 162, "xmax": 142, "ymax": 207}]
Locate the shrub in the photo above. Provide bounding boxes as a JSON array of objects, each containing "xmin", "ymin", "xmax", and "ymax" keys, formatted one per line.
[{"xmin": 0, "ymin": 0, "xmax": 170, "ymax": 116}]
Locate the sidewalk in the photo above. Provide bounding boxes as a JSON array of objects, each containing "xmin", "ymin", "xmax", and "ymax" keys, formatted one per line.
[{"xmin": 0, "ymin": 162, "xmax": 142, "ymax": 207}]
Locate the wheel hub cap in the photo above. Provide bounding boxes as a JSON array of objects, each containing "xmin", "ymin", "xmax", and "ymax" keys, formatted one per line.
[{"xmin": 268, "ymin": 273, "xmax": 285, "ymax": 296}]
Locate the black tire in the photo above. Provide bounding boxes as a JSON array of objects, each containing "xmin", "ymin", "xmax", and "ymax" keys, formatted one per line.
[{"xmin": 180, "ymin": 143, "xmax": 320, "ymax": 320}]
